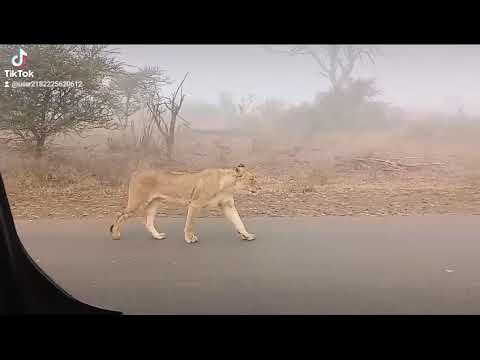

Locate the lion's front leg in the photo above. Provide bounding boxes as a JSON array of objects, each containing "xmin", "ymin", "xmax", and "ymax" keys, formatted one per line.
[
  {"xmin": 221, "ymin": 200, "xmax": 256, "ymax": 241},
  {"xmin": 184, "ymin": 205, "xmax": 199, "ymax": 244},
  {"xmin": 145, "ymin": 199, "xmax": 166, "ymax": 240}
]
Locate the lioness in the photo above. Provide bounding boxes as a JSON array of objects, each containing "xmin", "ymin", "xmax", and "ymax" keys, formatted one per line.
[{"xmin": 110, "ymin": 164, "xmax": 259, "ymax": 243}]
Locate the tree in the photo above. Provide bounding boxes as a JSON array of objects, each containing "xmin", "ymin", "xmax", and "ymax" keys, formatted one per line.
[
  {"xmin": 238, "ymin": 94, "xmax": 256, "ymax": 116},
  {"xmin": 317, "ymin": 78, "xmax": 382, "ymax": 108},
  {"xmin": 264, "ymin": 45, "xmax": 382, "ymax": 131},
  {"xmin": 0, "ymin": 45, "xmax": 124, "ymax": 157},
  {"xmin": 218, "ymin": 91, "xmax": 237, "ymax": 118},
  {"xmin": 145, "ymin": 73, "xmax": 190, "ymax": 161},
  {"xmin": 264, "ymin": 45, "xmax": 379, "ymax": 93},
  {"xmin": 311, "ymin": 78, "xmax": 386, "ymax": 131},
  {"xmin": 111, "ymin": 65, "xmax": 169, "ymax": 129}
]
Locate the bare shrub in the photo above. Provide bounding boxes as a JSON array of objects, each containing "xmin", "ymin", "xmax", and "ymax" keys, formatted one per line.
[
  {"xmin": 307, "ymin": 168, "xmax": 332, "ymax": 186},
  {"xmin": 106, "ymin": 115, "xmax": 163, "ymax": 157},
  {"xmin": 3, "ymin": 145, "xmax": 142, "ymax": 190}
]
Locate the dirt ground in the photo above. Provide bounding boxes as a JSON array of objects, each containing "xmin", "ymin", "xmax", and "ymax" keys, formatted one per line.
[{"xmin": 3, "ymin": 127, "xmax": 480, "ymax": 221}]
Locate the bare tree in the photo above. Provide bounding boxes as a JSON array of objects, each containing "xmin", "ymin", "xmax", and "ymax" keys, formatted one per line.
[
  {"xmin": 264, "ymin": 45, "xmax": 379, "ymax": 93},
  {"xmin": 145, "ymin": 73, "xmax": 190, "ymax": 161},
  {"xmin": 130, "ymin": 115, "xmax": 158, "ymax": 152},
  {"xmin": 106, "ymin": 116, "xmax": 158, "ymax": 154},
  {"xmin": 111, "ymin": 65, "xmax": 169, "ymax": 129}
]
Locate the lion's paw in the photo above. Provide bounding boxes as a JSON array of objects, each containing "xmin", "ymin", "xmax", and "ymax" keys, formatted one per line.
[
  {"xmin": 185, "ymin": 233, "xmax": 199, "ymax": 244},
  {"xmin": 152, "ymin": 232, "xmax": 167, "ymax": 240},
  {"xmin": 240, "ymin": 232, "xmax": 256, "ymax": 241}
]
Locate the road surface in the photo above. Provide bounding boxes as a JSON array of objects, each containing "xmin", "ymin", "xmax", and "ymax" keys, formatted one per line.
[{"xmin": 14, "ymin": 215, "xmax": 480, "ymax": 314}]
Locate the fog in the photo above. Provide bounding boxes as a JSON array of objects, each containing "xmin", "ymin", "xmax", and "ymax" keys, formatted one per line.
[
  {"xmin": 117, "ymin": 45, "xmax": 480, "ymax": 116},
  {"xmin": 6, "ymin": 44, "xmax": 480, "ymax": 316}
]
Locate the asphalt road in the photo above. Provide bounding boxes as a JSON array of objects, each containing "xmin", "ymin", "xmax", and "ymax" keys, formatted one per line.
[{"xmin": 14, "ymin": 215, "xmax": 480, "ymax": 314}]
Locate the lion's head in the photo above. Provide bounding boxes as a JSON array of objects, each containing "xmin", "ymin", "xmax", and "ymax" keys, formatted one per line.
[{"xmin": 234, "ymin": 164, "xmax": 260, "ymax": 195}]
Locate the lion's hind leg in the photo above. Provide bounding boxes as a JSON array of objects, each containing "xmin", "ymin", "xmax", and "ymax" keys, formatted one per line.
[
  {"xmin": 110, "ymin": 210, "xmax": 135, "ymax": 240},
  {"xmin": 144, "ymin": 199, "xmax": 166, "ymax": 240},
  {"xmin": 110, "ymin": 192, "xmax": 145, "ymax": 240},
  {"xmin": 184, "ymin": 204, "xmax": 199, "ymax": 244}
]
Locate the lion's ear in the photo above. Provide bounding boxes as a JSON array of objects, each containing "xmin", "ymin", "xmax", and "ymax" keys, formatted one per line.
[{"xmin": 235, "ymin": 164, "xmax": 246, "ymax": 175}]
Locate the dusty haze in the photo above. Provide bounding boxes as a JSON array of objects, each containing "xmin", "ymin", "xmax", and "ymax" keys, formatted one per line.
[
  {"xmin": 4, "ymin": 44, "xmax": 480, "ymax": 316},
  {"xmin": 117, "ymin": 45, "xmax": 480, "ymax": 116},
  {"xmin": 2, "ymin": 44, "xmax": 480, "ymax": 220}
]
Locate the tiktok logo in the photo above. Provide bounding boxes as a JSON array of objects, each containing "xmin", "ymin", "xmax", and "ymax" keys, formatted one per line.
[{"xmin": 11, "ymin": 48, "xmax": 27, "ymax": 67}]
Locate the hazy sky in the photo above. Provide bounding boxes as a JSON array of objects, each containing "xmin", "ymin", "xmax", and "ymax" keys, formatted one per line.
[{"xmin": 116, "ymin": 45, "xmax": 480, "ymax": 115}]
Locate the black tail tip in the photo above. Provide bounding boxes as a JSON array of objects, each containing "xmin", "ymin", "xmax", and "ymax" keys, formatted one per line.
[{"xmin": 109, "ymin": 224, "xmax": 113, "ymax": 233}]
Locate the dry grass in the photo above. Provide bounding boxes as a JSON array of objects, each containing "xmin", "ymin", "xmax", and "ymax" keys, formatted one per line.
[{"xmin": 4, "ymin": 123, "xmax": 480, "ymax": 220}]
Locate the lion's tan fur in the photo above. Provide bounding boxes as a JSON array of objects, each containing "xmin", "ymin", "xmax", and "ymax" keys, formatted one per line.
[{"xmin": 110, "ymin": 164, "xmax": 258, "ymax": 243}]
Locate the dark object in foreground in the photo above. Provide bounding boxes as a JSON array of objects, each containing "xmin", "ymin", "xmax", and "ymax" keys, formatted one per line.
[{"xmin": 0, "ymin": 172, "xmax": 122, "ymax": 315}]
